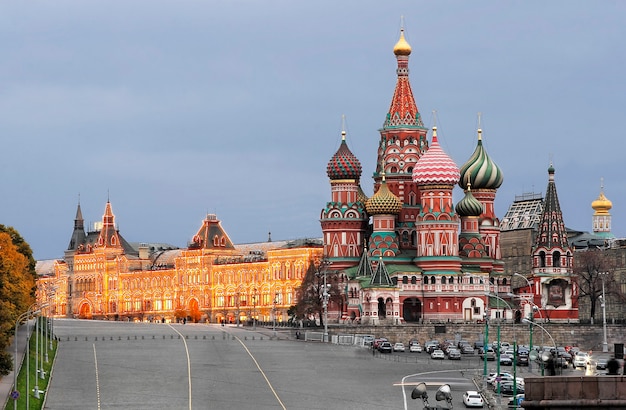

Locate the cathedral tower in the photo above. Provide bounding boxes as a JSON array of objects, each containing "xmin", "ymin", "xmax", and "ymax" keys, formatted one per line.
[
  {"xmin": 376, "ymin": 27, "xmax": 429, "ymax": 252},
  {"xmin": 531, "ymin": 164, "xmax": 578, "ymax": 321}
]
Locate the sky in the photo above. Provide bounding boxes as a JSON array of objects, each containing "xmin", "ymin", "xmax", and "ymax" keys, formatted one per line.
[{"xmin": 2, "ymin": 1, "xmax": 626, "ymax": 261}]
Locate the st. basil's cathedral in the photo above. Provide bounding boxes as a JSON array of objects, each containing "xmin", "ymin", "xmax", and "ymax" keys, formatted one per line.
[{"xmin": 320, "ymin": 28, "xmax": 579, "ymax": 324}]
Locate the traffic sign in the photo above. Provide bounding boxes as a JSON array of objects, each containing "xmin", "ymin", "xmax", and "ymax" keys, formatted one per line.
[{"xmin": 10, "ymin": 390, "xmax": 19, "ymax": 400}]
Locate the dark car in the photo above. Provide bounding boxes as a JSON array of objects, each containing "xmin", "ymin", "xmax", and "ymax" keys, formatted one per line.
[
  {"xmin": 378, "ymin": 342, "xmax": 393, "ymax": 353},
  {"xmin": 516, "ymin": 352, "xmax": 529, "ymax": 366},
  {"xmin": 499, "ymin": 382, "xmax": 525, "ymax": 396},
  {"xmin": 596, "ymin": 357, "xmax": 609, "ymax": 370}
]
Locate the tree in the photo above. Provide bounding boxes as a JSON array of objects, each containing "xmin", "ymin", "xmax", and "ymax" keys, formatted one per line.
[
  {"xmin": 0, "ymin": 225, "xmax": 37, "ymax": 375},
  {"xmin": 294, "ymin": 260, "xmax": 341, "ymax": 326},
  {"xmin": 574, "ymin": 249, "xmax": 621, "ymax": 322}
]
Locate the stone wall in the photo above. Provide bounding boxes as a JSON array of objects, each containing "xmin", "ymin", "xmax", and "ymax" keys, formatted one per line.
[{"xmin": 331, "ymin": 322, "xmax": 626, "ymax": 351}]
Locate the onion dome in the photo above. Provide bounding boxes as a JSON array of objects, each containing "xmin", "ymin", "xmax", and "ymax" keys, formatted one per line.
[
  {"xmin": 412, "ymin": 127, "xmax": 460, "ymax": 185},
  {"xmin": 366, "ymin": 173, "xmax": 402, "ymax": 215},
  {"xmin": 592, "ymin": 183, "xmax": 612, "ymax": 215},
  {"xmin": 357, "ymin": 184, "xmax": 369, "ymax": 204},
  {"xmin": 393, "ymin": 28, "xmax": 411, "ymax": 56},
  {"xmin": 455, "ymin": 184, "xmax": 484, "ymax": 217},
  {"xmin": 458, "ymin": 128, "xmax": 503, "ymax": 190},
  {"xmin": 326, "ymin": 130, "xmax": 362, "ymax": 180}
]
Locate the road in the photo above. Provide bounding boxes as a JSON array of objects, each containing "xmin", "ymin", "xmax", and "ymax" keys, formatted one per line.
[{"xmin": 42, "ymin": 320, "xmax": 576, "ymax": 409}]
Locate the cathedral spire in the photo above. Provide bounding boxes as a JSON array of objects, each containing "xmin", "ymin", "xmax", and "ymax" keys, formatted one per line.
[
  {"xmin": 383, "ymin": 25, "xmax": 424, "ymax": 129},
  {"xmin": 535, "ymin": 163, "xmax": 570, "ymax": 251}
]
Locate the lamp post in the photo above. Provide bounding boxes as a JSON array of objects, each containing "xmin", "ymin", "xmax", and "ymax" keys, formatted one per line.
[
  {"xmin": 272, "ymin": 293, "xmax": 278, "ymax": 338},
  {"xmin": 252, "ymin": 289, "xmax": 257, "ymax": 331},
  {"xmin": 599, "ymin": 272, "xmax": 609, "ymax": 353},
  {"xmin": 315, "ymin": 257, "xmax": 332, "ymax": 343},
  {"xmin": 13, "ymin": 306, "xmax": 40, "ymax": 410},
  {"xmin": 523, "ymin": 319, "xmax": 558, "ymax": 374},
  {"xmin": 489, "ymin": 293, "xmax": 514, "ymax": 401},
  {"xmin": 483, "ymin": 308, "xmax": 489, "ymax": 388}
]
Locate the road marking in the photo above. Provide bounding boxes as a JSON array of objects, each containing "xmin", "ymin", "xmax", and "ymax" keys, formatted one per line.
[
  {"xmin": 93, "ymin": 344, "xmax": 101, "ymax": 410},
  {"xmin": 168, "ymin": 324, "xmax": 193, "ymax": 410},
  {"xmin": 400, "ymin": 368, "xmax": 484, "ymax": 410},
  {"xmin": 231, "ymin": 333, "xmax": 287, "ymax": 410}
]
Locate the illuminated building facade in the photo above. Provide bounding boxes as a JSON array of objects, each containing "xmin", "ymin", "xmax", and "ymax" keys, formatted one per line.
[{"xmin": 37, "ymin": 201, "xmax": 323, "ymax": 323}]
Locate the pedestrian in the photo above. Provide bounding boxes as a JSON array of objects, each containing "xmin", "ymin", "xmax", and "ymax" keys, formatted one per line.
[{"xmin": 607, "ymin": 357, "xmax": 620, "ymax": 375}]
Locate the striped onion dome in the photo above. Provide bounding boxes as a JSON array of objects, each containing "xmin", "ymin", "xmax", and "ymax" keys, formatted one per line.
[
  {"xmin": 412, "ymin": 127, "xmax": 460, "ymax": 185},
  {"xmin": 366, "ymin": 174, "xmax": 402, "ymax": 215},
  {"xmin": 327, "ymin": 130, "xmax": 362, "ymax": 180},
  {"xmin": 458, "ymin": 128, "xmax": 503, "ymax": 190},
  {"xmin": 455, "ymin": 184, "xmax": 483, "ymax": 217}
]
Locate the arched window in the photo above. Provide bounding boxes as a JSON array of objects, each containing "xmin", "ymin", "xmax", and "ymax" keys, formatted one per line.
[{"xmin": 441, "ymin": 276, "xmax": 446, "ymax": 285}]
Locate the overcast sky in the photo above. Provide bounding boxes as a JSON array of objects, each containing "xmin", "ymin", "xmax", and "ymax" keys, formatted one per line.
[{"xmin": 2, "ymin": 1, "xmax": 625, "ymax": 261}]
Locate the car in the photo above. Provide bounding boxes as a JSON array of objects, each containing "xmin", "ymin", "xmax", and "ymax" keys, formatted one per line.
[
  {"xmin": 573, "ymin": 352, "xmax": 590, "ymax": 367},
  {"xmin": 500, "ymin": 353, "xmax": 513, "ymax": 366},
  {"xmin": 409, "ymin": 343, "xmax": 423, "ymax": 353},
  {"xmin": 462, "ymin": 390, "xmax": 484, "ymax": 408},
  {"xmin": 373, "ymin": 338, "xmax": 388, "ymax": 349},
  {"xmin": 431, "ymin": 349, "xmax": 445, "ymax": 359},
  {"xmin": 481, "ymin": 348, "xmax": 496, "ymax": 361},
  {"xmin": 448, "ymin": 348, "xmax": 462, "ymax": 360},
  {"xmin": 425, "ymin": 341, "xmax": 440, "ymax": 353},
  {"xmin": 596, "ymin": 356, "xmax": 609, "ymax": 370},
  {"xmin": 499, "ymin": 381, "xmax": 525, "ymax": 396},
  {"xmin": 378, "ymin": 341, "xmax": 392, "ymax": 353},
  {"xmin": 516, "ymin": 352, "xmax": 529, "ymax": 366},
  {"xmin": 393, "ymin": 342, "xmax": 406, "ymax": 352},
  {"xmin": 461, "ymin": 344, "xmax": 475, "ymax": 354}
]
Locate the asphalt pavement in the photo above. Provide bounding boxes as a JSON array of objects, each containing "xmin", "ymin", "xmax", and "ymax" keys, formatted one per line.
[{"xmin": 4, "ymin": 320, "xmax": 595, "ymax": 409}]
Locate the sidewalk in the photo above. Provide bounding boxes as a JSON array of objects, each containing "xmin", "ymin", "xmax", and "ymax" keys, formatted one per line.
[{"xmin": 0, "ymin": 320, "xmax": 32, "ymax": 409}]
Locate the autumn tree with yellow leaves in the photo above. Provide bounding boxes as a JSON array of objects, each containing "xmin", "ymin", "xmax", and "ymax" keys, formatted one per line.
[{"xmin": 0, "ymin": 225, "xmax": 37, "ymax": 375}]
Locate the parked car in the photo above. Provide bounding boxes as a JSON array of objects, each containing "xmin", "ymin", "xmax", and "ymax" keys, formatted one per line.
[
  {"xmin": 425, "ymin": 340, "xmax": 440, "ymax": 353},
  {"xmin": 373, "ymin": 338, "xmax": 388, "ymax": 349},
  {"xmin": 362, "ymin": 335, "xmax": 375, "ymax": 346},
  {"xmin": 500, "ymin": 353, "xmax": 513, "ymax": 366},
  {"xmin": 595, "ymin": 356, "xmax": 609, "ymax": 370},
  {"xmin": 461, "ymin": 344, "xmax": 475, "ymax": 354},
  {"xmin": 378, "ymin": 342, "xmax": 393, "ymax": 353},
  {"xmin": 448, "ymin": 348, "xmax": 462, "ymax": 360},
  {"xmin": 431, "ymin": 349, "xmax": 445, "ymax": 360},
  {"xmin": 409, "ymin": 343, "xmax": 423, "ymax": 353},
  {"xmin": 393, "ymin": 342, "xmax": 406, "ymax": 352},
  {"xmin": 462, "ymin": 390, "xmax": 484, "ymax": 408},
  {"xmin": 573, "ymin": 352, "xmax": 590, "ymax": 367},
  {"xmin": 516, "ymin": 351, "xmax": 529, "ymax": 366},
  {"xmin": 499, "ymin": 381, "xmax": 525, "ymax": 396},
  {"xmin": 481, "ymin": 348, "xmax": 496, "ymax": 361}
]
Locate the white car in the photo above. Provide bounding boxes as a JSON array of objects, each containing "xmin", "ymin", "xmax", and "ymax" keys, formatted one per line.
[
  {"xmin": 393, "ymin": 342, "xmax": 406, "ymax": 352},
  {"xmin": 431, "ymin": 349, "xmax": 445, "ymax": 360},
  {"xmin": 409, "ymin": 343, "xmax": 423, "ymax": 353},
  {"xmin": 573, "ymin": 352, "xmax": 590, "ymax": 367},
  {"xmin": 463, "ymin": 390, "xmax": 484, "ymax": 408}
]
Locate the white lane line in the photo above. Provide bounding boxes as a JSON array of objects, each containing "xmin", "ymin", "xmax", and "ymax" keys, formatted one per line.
[
  {"xmin": 93, "ymin": 344, "xmax": 101, "ymax": 410},
  {"xmin": 232, "ymin": 334, "xmax": 287, "ymax": 410},
  {"xmin": 168, "ymin": 324, "xmax": 193, "ymax": 410}
]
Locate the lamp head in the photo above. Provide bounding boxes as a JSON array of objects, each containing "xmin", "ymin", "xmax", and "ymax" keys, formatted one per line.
[
  {"xmin": 411, "ymin": 382, "xmax": 428, "ymax": 400},
  {"xmin": 435, "ymin": 384, "xmax": 452, "ymax": 403}
]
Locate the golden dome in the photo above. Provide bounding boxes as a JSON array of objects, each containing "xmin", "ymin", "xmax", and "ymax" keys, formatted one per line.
[
  {"xmin": 592, "ymin": 191, "xmax": 612, "ymax": 214},
  {"xmin": 393, "ymin": 29, "xmax": 412, "ymax": 56}
]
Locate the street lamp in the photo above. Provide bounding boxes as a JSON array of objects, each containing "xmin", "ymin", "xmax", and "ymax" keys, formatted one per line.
[
  {"xmin": 315, "ymin": 258, "xmax": 332, "ymax": 343},
  {"xmin": 272, "ymin": 293, "xmax": 278, "ymax": 338},
  {"xmin": 14, "ymin": 304, "xmax": 42, "ymax": 410},
  {"xmin": 489, "ymin": 293, "xmax": 514, "ymax": 401},
  {"xmin": 410, "ymin": 382, "xmax": 453, "ymax": 410},
  {"xmin": 599, "ymin": 272, "xmax": 609, "ymax": 353},
  {"xmin": 252, "ymin": 289, "xmax": 257, "ymax": 331},
  {"xmin": 523, "ymin": 319, "xmax": 558, "ymax": 375}
]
